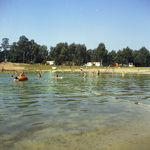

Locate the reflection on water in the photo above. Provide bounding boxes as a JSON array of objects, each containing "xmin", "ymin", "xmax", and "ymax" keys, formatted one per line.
[{"xmin": 0, "ymin": 71, "xmax": 150, "ymax": 149}]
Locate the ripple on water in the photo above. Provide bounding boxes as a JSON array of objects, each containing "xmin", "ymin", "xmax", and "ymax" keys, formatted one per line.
[{"xmin": 1, "ymin": 72, "xmax": 150, "ymax": 149}]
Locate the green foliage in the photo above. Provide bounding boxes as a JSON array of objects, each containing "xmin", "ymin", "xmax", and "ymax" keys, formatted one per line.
[
  {"xmin": 0, "ymin": 36, "xmax": 150, "ymax": 67},
  {"xmin": 96, "ymin": 43, "xmax": 108, "ymax": 63},
  {"xmin": 122, "ymin": 47, "xmax": 133, "ymax": 63},
  {"xmin": 33, "ymin": 57, "xmax": 37, "ymax": 63},
  {"xmin": 108, "ymin": 50, "xmax": 116, "ymax": 64},
  {"xmin": 0, "ymin": 36, "xmax": 49, "ymax": 64},
  {"xmin": 0, "ymin": 38, "xmax": 9, "ymax": 59}
]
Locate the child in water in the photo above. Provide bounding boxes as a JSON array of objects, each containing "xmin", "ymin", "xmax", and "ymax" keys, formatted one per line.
[
  {"xmin": 20, "ymin": 71, "xmax": 25, "ymax": 77},
  {"xmin": 14, "ymin": 76, "xmax": 19, "ymax": 82},
  {"xmin": 84, "ymin": 73, "xmax": 87, "ymax": 78},
  {"xmin": 97, "ymin": 69, "xmax": 100, "ymax": 75},
  {"xmin": 37, "ymin": 73, "xmax": 42, "ymax": 77}
]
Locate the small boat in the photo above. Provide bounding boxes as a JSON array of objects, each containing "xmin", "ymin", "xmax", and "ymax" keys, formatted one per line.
[{"xmin": 18, "ymin": 76, "xmax": 28, "ymax": 81}]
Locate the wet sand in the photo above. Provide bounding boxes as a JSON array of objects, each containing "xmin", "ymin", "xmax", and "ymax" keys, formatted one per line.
[{"xmin": 2, "ymin": 113, "xmax": 150, "ymax": 150}]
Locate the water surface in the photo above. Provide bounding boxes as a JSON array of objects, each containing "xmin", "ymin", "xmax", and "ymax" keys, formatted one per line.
[{"xmin": 0, "ymin": 71, "xmax": 150, "ymax": 150}]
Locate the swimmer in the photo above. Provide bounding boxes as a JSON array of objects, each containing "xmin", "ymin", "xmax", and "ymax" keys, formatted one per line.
[
  {"xmin": 14, "ymin": 76, "xmax": 19, "ymax": 82},
  {"xmin": 50, "ymin": 75, "xmax": 62, "ymax": 79},
  {"xmin": 20, "ymin": 71, "xmax": 25, "ymax": 77},
  {"xmin": 80, "ymin": 67, "xmax": 83, "ymax": 72},
  {"xmin": 91, "ymin": 72, "xmax": 94, "ymax": 76},
  {"xmin": 11, "ymin": 75, "xmax": 14, "ymax": 78},
  {"xmin": 97, "ymin": 69, "xmax": 100, "ymax": 75},
  {"xmin": 122, "ymin": 71, "xmax": 124, "ymax": 78},
  {"xmin": 37, "ymin": 73, "xmax": 42, "ymax": 77},
  {"xmin": 84, "ymin": 73, "xmax": 87, "ymax": 78}
]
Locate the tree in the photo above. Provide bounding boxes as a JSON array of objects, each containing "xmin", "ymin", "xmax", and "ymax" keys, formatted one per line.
[
  {"xmin": 36, "ymin": 45, "xmax": 48, "ymax": 63},
  {"xmin": 90, "ymin": 49, "xmax": 98, "ymax": 62},
  {"xmin": 96, "ymin": 43, "xmax": 108, "ymax": 65},
  {"xmin": 68, "ymin": 43, "xmax": 76, "ymax": 61},
  {"xmin": 133, "ymin": 50, "xmax": 140, "ymax": 66},
  {"xmin": 108, "ymin": 50, "xmax": 116, "ymax": 64},
  {"xmin": 133, "ymin": 47, "xmax": 150, "ymax": 67},
  {"xmin": 17, "ymin": 35, "xmax": 29, "ymax": 63},
  {"xmin": 139, "ymin": 47, "xmax": 150, "ymax": 66},
  {"xmin": 122, "ymin": 46, "xmax": 133, "ymax": 64},
  {"xmin": 75, "ymin": 44, "xmax": 86, "ymax": 65},
  {"xmin": 116, "ymin": 50, "xmax": 124, "ymax": 64},
  {"xmin": 59, "ymin": 47, "xmax": 68, "ymax": 62},
  {"xmin": 49, "ymin": 42, "xmax": 69, "ymax": 65},
  {"xmin": 49, "ymin": 46, "xmax": 55, "ymax": 61},
  {"xmin": 30, "ymin": 41, "xmax": 39, "ymax": 62},
  {"xmin": 85, "ymin": 49, "xmax": 93, "ymax": 62},
  {"xmin": 8, "ymin": 42, "xmax": 19, "ymax": 62},
  {"xmin": 1, "ymin": 38, "xmax": 9, "ymax": 59}
]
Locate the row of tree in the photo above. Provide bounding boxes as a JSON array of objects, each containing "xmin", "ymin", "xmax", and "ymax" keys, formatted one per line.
[
  {"xmin": 0, "ymin": 36, "xmax": 48, "ymax": 63},
  {"xmin": 0, "ymin": 35, "xmax": 150, "ymax": 67}
]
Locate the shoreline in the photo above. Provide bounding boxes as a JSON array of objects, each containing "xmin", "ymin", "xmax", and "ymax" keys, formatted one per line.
[
  {"xmin": 46, "ymin": 68, "xmax": 150, "ymax": 74},
  {"xmin": 1, "ymin": 68, "xmax": 150, "ymax": 74}
]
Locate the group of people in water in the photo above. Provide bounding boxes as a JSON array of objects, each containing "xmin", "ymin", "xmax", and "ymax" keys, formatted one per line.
[
  {"xmin": 12, "ymin": 71, "xmax": 42, "ymax": 82},
  {"xmin": 12, "ymin": 68, "xmax": 102, "ymax": 82},
  {"xmin": 11, "ymin": 71, "xmax": 25, "ymax": 81},
  {"xmin": 84, "ymin": 69, "xmax": 100, "ymax": 78}
]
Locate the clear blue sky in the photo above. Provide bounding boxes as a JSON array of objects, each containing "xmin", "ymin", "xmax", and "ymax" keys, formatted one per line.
[{"xmin": 0, "ymin": 0, "xmax": 150, "ymax": 52}]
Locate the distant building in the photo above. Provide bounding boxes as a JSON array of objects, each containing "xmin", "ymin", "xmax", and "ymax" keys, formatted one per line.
[
  {"xmin": 129, "ymin": 63, "xmax": 134, "ymax": 67},
  {"xmin": 87, "ymin": 62, "xmax": 100, "ymax": 66},
  {"xmin": 46, "ymin": 61, "xmax": 55, "ymax": 65},
  {"xmin": 111, "ymin": 63, "xmax": 118, "ymax": 67}
]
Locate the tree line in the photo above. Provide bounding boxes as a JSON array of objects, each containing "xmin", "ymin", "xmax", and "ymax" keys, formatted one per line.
[{"xmin": 0, "ymin": 35, "xmax": 150, "ymax": 67}]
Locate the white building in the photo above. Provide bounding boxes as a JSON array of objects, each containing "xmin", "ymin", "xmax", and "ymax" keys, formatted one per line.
[
  {"xmin": 46, "ymin": 61, "xmax": 55, "ymax": 65},
  {"xmin": 87, "ymin": 62, "xmax": 100, "ymax": 66},
  {"xmin": 129, "ymin": 63, "xmax": 133, "ymax": 67}
]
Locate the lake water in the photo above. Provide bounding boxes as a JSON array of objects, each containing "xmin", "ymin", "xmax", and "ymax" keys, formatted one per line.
[{"xmin": 0, "ymin": 71, "xmax": 150, "ymax": 150}]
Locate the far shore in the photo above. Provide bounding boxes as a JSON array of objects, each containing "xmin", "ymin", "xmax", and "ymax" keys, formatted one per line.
[{"xmin": 1, "ymin": 62, "xmax": 150, "ymax": 74}]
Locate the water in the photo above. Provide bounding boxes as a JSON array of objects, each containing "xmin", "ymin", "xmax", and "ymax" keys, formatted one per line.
[{"xmin": 0, "ymin": 71, "xmax": 150, "ymax": 150}]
